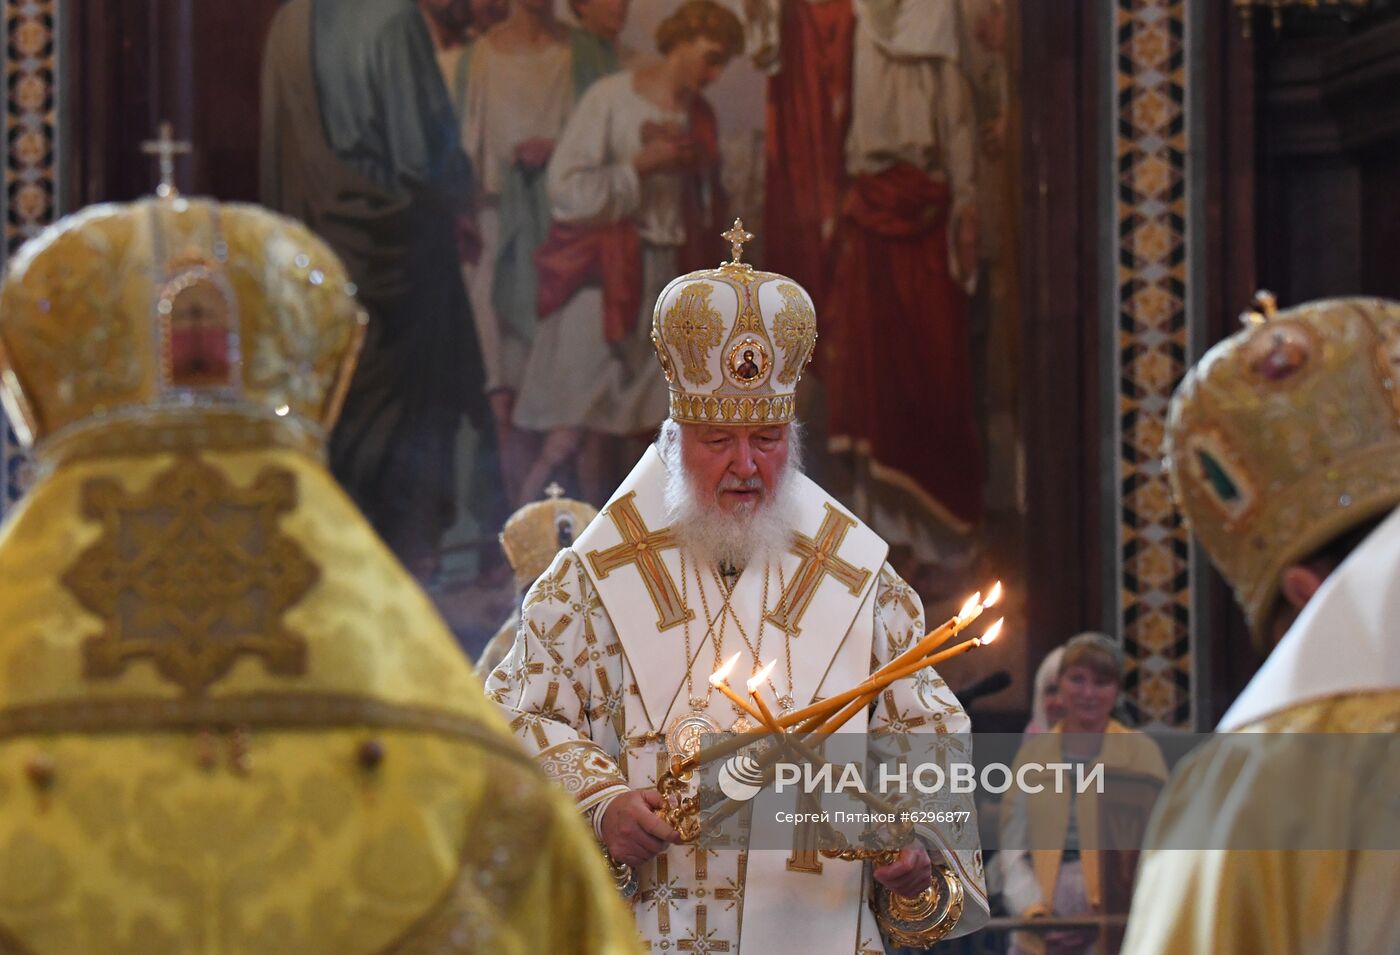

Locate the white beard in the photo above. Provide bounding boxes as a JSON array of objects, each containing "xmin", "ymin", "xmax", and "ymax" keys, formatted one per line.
[{"xmin": 658, "ymin": 419, "xmax": 804, "ymax": 572}]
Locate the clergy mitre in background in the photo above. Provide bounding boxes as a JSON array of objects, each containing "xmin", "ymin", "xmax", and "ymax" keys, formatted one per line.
[
  {"xmin": 0, "ymin": 195, "xmax": 365, "ymax": 454},
  {"xmin": 651, "ymin": 218, "xmax": 817, "ymax": 426},
  {"xmin": 500, "ymin": 483, "xmax": 599, "ymax": 592},
  {"xmin": 1164, "ymin": 293, "xmax": 1400, "ymax": 640}
]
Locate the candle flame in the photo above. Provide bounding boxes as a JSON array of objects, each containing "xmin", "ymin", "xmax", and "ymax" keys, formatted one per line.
[
  {"xmin": 983, "ymin": 581, "xmax": 1004, "ymax": 609},
  {"xmin": 956, "ymin": 592, "xmax": 982, "ymax": 623},
  {"xmin": 979, "ymin": 618, "xmax": 1005, "ymax": 646},
  {"xmin": 746, "ymin": 660, "xmax": 777, "ymax": 691},
  {"xmin": 710, "ymin": 651, "xmax": 742, "ymax": 685}
]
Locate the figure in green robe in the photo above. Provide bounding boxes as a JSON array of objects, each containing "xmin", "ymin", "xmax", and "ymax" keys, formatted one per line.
[{"xmin": 261, "ymin": 0, "xmax": 498, "ymax": 576}]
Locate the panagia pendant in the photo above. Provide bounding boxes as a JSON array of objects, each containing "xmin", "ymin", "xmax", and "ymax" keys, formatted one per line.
[{"xmin": 666, "ymin": 712, "xmax": 723, "ymax": 762}]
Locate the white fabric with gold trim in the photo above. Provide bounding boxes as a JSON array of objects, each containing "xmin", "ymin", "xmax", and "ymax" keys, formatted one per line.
[{"xmin": 572, "ymin": 445, "xmax": 892, "ymax": 955}]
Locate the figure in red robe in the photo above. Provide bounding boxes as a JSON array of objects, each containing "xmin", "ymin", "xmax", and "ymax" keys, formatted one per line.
[
  {"xmin": 752, "ymin": 0, "xmax": 856, "ymax": 315},
  {"xmin": 824, "ymin": 0, "xmax": 984, "ymax": 565}
]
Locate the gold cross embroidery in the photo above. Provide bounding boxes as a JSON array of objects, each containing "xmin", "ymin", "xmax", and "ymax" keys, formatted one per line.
[
  {"xmin": 875, "ymin": 688, "xmax": 930, "ymax": 752},
  {"xmin": 678, "ymin": 905, "xmax": 730, "ymax": 953},
  {"xmin": 765, "ymin": 504, "xmax": 871, "ymax": 637},
  {"xmin": 541, "ymin": 680, "xmax": 564, "ymax": 719},
  {"xmin": 587, "ymin": 492, "xmax": 694, "ymax": 631},
  {"xmin": 714, "ymin": 881, "xmax": 740, "ymax": 910},
  {"xmin": 785, "ymin": 791, "xmax": 826, "ymax": 874},
  {"xmin": 530, "ymin": 616, "xmax": 572, "ymax": 658},
  {"xmin": 642, "ymin": 853, "xmax": 689, "ymax": 935},
  {"xmin": 510, "ymin": 712, "xmax": 551, "ymax": 749},
  {"xmin": 876, "ymin": 568, "xmax": 921, "ymax": 621}
]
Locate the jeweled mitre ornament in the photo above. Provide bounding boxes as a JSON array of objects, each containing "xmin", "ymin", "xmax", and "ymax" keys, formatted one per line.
[
  {"xmin": 1164, "ymin": 293, "xmax": 1400, "ymax": 640},
  {"xmin": 0, "ymin": 196, "xmax": 366, "ymax": 455},
  {"xmin": 651, "ymin": 217, "xmax": 817, "ymax": 425}
]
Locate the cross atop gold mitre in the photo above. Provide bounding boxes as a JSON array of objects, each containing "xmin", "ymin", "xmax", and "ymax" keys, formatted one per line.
[
  {"xmin": 141, "ymin": 121, "xmax": 192, "ymax": 199},
  {"xmin": 721, "ymin": 217, "xmax": 754, "ymax": 268},
  {"xmin": 1239, "ymin": 288, "xmax": 1279, "ymax": 327}
]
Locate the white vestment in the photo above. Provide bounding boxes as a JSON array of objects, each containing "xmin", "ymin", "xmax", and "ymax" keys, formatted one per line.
[
  {"xmin": 487, "ymin": 447, "xmax": 989, "ymax": 953},
  {"xmin": 511, "ymin": 72, "xmax": 679, "ymax": 434}
]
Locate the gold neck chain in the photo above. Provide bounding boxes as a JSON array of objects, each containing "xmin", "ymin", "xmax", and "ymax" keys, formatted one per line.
[
  {"xmin": 680, "ymin": 551, "xmax": 727, "ymax": 714},
  {"xmin": 678, "ymin": 552, "xmax": 798, "ymax": 721},
  {"xmin": 707, "ymin": 561, "xmax": 796, "ymax": 715}
]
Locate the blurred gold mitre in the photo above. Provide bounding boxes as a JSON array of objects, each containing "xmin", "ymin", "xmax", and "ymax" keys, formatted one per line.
[
  {"xmin": 0, "ymin": 195, "xmax": 366, "ymax": 458},
  {"xmin": 500, "ymin": 484, "xmax": 599, "ymax": 590},
  {"xmin": 1164, "ymin": 293, "xmax": 1400, "ymax": 640},
  {"xmin": 651, "ymin": 218, "xmax": 816, "ymax": 426}
]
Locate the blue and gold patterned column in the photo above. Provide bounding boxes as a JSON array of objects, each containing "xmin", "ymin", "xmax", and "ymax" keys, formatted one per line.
[
  {"xmin": 1, "ymin": 0, "xmax": 62, "ymax": 514},
  {"xmin": 1106, "ymin": 0, "xmax": 1204, "ymax": 728}
]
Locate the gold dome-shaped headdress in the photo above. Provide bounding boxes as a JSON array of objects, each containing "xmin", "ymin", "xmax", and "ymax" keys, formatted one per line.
[
  {"xmin": 1164, "ymin": 294, "xmax": 1400, "ymax": 640},
  {"xmin": 0, "ymin": 189, "xmax": 366, "ymax": 462},
  {"xmin": 651, "ymin": 219, "xmax": 817, "ymax": 426},
  {"xmin": 500, "ymin": 483, "xmax": 599, "ymax": 591}
]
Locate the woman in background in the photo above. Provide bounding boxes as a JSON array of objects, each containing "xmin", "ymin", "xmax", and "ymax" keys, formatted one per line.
[{"xmin": 998, "ymin": 633, "xmax": 1167, "ymax": 955}]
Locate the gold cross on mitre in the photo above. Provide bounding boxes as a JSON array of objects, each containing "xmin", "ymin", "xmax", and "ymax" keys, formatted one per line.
[
  {"xmin": 765, "ymin": 504, "xmax": 871, "ymax": 637},
  {"xmin": 721, "ymin": 217, "xmax": 754, "ymax": 268},
  {"xmin": 544, "ymin": 481, "xmax": 565, "ymax": 500},
  {"xmin": 1239, "ymin": 288, "xmax": 1279, "ymax": 326},
  {"xmin": 586, "ymin": 492, "xmax": 694, "ymax": 631},
  {"xmin": 142, "ymin": 121, "xmax": 192, "ymax": 199}
]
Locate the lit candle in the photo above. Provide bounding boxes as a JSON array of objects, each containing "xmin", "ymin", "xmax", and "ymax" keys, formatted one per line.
[
  {"xmin": 881, "ymin": 617, "xmax": 1005, "ymax": 684},
  {"xmin": 811, "ymin": 618, "xmax": 1005, "ymax": 735},
  {"xmin": 779, "ymin": 584, "xmax": 1001, "ymax": 729},
  {"xmin": 710, "ymin": 653, "xmax": 765, "ymax": 723},
  {"xmin": 746, "ymin": 660, "xmax": 781, "ymax": 731}
]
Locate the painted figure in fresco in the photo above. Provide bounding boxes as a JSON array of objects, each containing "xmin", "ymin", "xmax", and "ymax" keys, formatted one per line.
[
  {"xmin": 459, "ymin": 0, "xmax": 576, "ymax": 506},
  {"xmin": 746, "ymin": 0, "xmax": 1014, "ymax": 589},
  {"xmin": 823, "ymin": 0, "xmax": 984, "ymax": 576},
  {"xmin": 260, "ymin": 0, "xmax": 492, "ymax": 578},
  {"xmin": 445, "ymin": 0, "xmax": 634, "ymax": 525},
  {"xmin": 518, "ymin": 0, "xmax": 737, "ymax": 505},
  {"xmin": 745, "ymin": 0, "xmax": 858, "ymax": 316},
  {"xmin": 436, "ymin": 0, "xmax": 508, "ymax": 101},
  {"xmin": 570, "ymin": 0, "xmax": 633, "ymax": 86}
]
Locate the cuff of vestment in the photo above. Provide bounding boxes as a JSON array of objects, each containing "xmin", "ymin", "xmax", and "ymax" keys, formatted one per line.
[
  {"xmin": 914, "ymin": 821, "xmax": 986, "ymax": 912},
  {"xmin": 537, "ymin": 739, "xmax": 630, "ymax": 814},
  {"xmin": 588, "ymin": 788, "xmax": 628, "ymax": 840}
]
